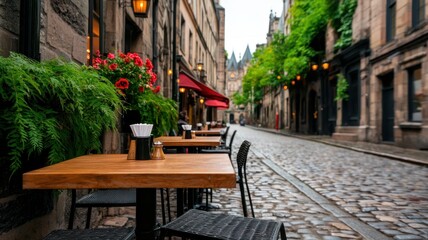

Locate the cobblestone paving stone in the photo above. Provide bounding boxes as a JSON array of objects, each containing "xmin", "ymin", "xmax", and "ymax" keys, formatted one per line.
[
  {"xmin": 231, "ymin": 125, "xmax": 428, "ymax": 240},
  {"xmin": 98, "ymin": 125, "xmax": 427, "ymax": 240}
]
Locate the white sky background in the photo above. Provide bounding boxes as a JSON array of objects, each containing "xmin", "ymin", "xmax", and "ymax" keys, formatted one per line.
[{"xmin": 220, "ymin": 0, "xmax": 284, "ymax": 59}]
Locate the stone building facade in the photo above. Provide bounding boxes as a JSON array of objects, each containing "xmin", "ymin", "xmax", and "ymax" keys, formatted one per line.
[
  {"xmin": 0, "ymin": 0, "xmax": 225, "ymax": 239},
  {"xmin": 256, "ymin": 0, "xmax": 427, "ymax": 149},
  {"xmin": 330, "ymin": 0, "xmax": 428, "ymax": 149}
]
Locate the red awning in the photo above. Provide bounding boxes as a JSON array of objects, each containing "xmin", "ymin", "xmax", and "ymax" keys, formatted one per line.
[
  {"xmin": 178, "ymin": 72, "xmax": 229, "ymax": 108},
  {"xmin": 178, "ymin": 72, "xmax": 202, "ymax": 91},
  {"xmin": 205, "ymin": 99, "xmax": 228, "ymax": 108},
  {"xmin": 192, "ymin": 81, "xmax": 229, "ymax": 108}
]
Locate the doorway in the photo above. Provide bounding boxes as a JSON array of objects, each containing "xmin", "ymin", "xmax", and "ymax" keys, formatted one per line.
[
  {"xmin": 381, "ymin": 73, "xmax": 394, "ymax": 142},
  {"xmin": 308, "ymin": 90, "xmax": 318, "ymax": 134}
]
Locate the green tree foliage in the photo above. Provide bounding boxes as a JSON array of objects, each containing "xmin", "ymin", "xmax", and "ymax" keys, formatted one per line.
[
  {"xmin": 233, "ymin": 0, "xmax": 356, "ymax": 106},
  {"xmin": 0, "ymin": 53, "xmax": 122, "ymax": 174}
]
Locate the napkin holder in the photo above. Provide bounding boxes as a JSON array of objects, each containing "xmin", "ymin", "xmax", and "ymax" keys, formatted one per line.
[
  {"xmin": 184, "ymin": 130, "xmax": 192, "ymax": 139},
  {"xmin": 128, "ymin": 136, "xmax": 152, "ymax": 160}
]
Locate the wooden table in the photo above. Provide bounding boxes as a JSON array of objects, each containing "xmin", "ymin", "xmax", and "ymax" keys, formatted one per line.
[
  {"xmin": 23, "ymin": 154, "xmax": 235, "ymax": 240},
  {"xmin": 194, "ymin": 129, "xmax": 224, "ymax": 136},
  {"xmin": 154, "ymin": 136, "xmax": 221, "ymax": 147}
]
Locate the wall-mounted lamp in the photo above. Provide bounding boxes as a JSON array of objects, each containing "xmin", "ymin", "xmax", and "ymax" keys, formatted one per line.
[
  {"xmin": 120, "ymin": 0, "xmax": 151, "ymax": 18},
  {"xmin": 283, "ymin": 85, "xmax": 288, "ymax": 91},
  {"xmin": 199, "ymin": 97, "xmax": 204, "ymax": 104},
  {"xmin": 321, "ymin": 61, "xmax": 330, "ymax": 70},
  {"xmin": 296, "ymin": 75, "xmax": 301, "ymax": 81},
  {"xmin": 311, "ymin": 63, "xmax": 319, "ymax": 71},
  {"xmin": 132, "ymin": 0, "xmax": 150, "ymax": 17},
  {"xmin": 197, "ymin": 62, "xmax": 204, "ymax": 71},
  {"xmin": 277, "ymin": 75, "xmax": 281, "ymax": 80},
  {"xmin": 179, "ymin": 87, "xmax": 186, "ymax": 93},
  {"xmin": 168, "ymin": 69, "xmax": 172, "ymax": 75},
  {"xmin": 291, "ymin": 80, "xmax": 296, "ymax": 86}
]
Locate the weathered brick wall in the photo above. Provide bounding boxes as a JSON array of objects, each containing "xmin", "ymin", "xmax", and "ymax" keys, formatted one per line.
[{"xmin": 0, "ymin": 1, "xmax": 19, "ymax": 56}]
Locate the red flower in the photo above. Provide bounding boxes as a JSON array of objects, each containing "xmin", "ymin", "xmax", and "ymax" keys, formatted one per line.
[
  {"xmin": 107, "ymin": 53, "xmax": 115, "ymax": 59},
  {"xmin": 120, "ymin": 52, "xmax": 126, "ymax": 59},
  {"xmin": 145, "ymin": 59, "xmax": 153, "ymax": 71},
  {"xmin": 95, "ymin": 50, "xmax": 101, "ymax": 57},
  {"xmin": 152, "ymin": 85, "xmax": 160, "ymax": 93},
  {"xmin": 138, "ymin": 86, "xmax": 145, "ymax": 92},
  {"xmin": 149, "ymin": 71, "xmax": 157, "ymax": 84},
  {"xmin": 109, "ymin": 63, "xmax": 118, "ymax": 71},
  {"xmin": 134, "ymin": 57, "xmax": 143, "ymax": 67},
  {"xmin": 115, "ymin": 78, "xmax": 130, "ymax": 89},
  {"xmin": 93, "ymin": 57, "xmax": 102, "ymax": 64}
]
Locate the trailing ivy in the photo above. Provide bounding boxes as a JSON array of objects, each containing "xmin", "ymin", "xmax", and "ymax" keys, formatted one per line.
[
  {"xmin": 333, "ymin": 0, "xmax": 358, "ymax": 50},
  {"xmin": 135, "ymin": 91, "xmax": 178, "ymax": 137},
  {"xmin": 335, "ymin": 73, "xmax": 349, "ymax": 101},
  {"xmin": 0, "ymin": 53, "xmax": 121, "ymax": 175}
]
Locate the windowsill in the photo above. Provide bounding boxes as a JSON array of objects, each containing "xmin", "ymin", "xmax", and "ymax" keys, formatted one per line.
[{"xmin": 399, "ymin": 122, "xmax": 422, "ymax": 130}]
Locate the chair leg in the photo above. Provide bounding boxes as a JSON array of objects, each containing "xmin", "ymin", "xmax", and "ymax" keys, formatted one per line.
[
  {"xmin": 244, "ymin": 173, "xmax": 255, "ymax": 218},
  {"xmin": 280, "ymin": 223, "xmax": 287, "ymax": 240},
  {"xmin": 166, "ymin": 189, "xmax": 171, "ymax": 223},
  {"xmin": 238, "ymin": 179, "xmax": 248, "ymax": 217},
  {"xmin": 85, "ymin": 206, "xmax": 92, "ymax": 228},
  {"xmin": 205, "ymin": 188, "xmax": 209, "ymax": 210},
  {"xmin": 161, "ymin": 189, "xmax": 166, "ymax": 225},
  {"xmin": 68, "ymin": 189, "xmax": 77, "ymax": 229}
]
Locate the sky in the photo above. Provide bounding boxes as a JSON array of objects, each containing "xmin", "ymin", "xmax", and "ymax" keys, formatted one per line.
[{"xmin": 220, "ymin": 0, "xmax": 284, "ymax": 59}]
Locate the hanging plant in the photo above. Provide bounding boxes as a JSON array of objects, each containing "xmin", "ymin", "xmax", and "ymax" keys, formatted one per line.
[{"xmin": 335, "ymin": 73, "xmax": 349, "ymax": 101}]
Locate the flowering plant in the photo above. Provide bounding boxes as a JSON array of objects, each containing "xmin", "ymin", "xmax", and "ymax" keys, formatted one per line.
[{"xmin": 92, "ymin": 51, "xmax": 159, "ymax": 107}]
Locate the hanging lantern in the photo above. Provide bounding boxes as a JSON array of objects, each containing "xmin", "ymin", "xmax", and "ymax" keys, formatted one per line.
[{"xmin": 132, "ymin": 0, "xmax": 150, "ymax": 18}]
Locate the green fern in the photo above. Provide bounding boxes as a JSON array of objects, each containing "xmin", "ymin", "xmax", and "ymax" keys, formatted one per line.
[{"xmin": 0, "ymin": 53, "xmax": 121, "ymax": 175}]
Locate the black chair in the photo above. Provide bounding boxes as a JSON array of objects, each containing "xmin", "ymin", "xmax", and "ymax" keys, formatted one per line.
[
  {"xmin": 159, "ymin": 209, "xmax": 287, "ymax": 240},
  {"xmin": 201, "ymin": 130, "xmax": 237, "ymax": 160},
  {"xmin": 69, "ymin": 188, "xmax": 171, "ymax": 229},
  {"xmin": 234, "ymin": 140, "xmax": 254, "ymax": 217},
  {"xmin": 43, "ymin": 227, "xmax": 134, "ymax": 240},
  {"xmin": 220, "ymin": 126, "xmax": 230, "ymax": 146}
]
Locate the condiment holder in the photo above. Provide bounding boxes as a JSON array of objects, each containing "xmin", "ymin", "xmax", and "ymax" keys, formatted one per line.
[{"xmin": 151, "ymin": 141, "xmax": 165, "ymax": 160}]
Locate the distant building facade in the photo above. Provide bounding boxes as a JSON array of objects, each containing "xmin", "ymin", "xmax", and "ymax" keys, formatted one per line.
[{"xmin": 226, "ymin": 45, "xmax": 252, "ymax": 124}]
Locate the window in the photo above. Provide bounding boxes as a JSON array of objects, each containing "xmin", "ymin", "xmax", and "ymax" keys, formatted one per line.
[
  {"xmin": 88, "ymin": 0, "xmax": 103, "ymax": 65},
  {"xmin": 408, "ymin": 66, "xmax": 422, "ymax": 121},
  {"xmin": 180, "ymin": 16, "xmax": 185, "ymax": 53},
  {"xmin": 412, "ymin": 0, "xmax": 425, "ymax": 28},
  {"xmin": 189, "ymin": 31, "xmax": 193, "ymax": 63},
  {"xmin": 386, "ymin": 0, "xmax": 396, "ymax": 42}
]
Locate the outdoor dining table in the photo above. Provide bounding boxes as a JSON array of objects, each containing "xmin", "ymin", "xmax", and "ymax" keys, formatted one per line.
[
  {"xmin": 194, "ymin": 128, "xmax": 224, "ymax": 136},
  {"xmin": 23, "ymin": 153, "xmax": 236, "ymax": 240},
  {"xmin": 154, "ymin": 136, "xmax": 221, "ymax": 147}
]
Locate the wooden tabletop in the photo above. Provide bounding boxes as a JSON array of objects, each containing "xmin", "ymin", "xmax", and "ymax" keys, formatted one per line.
[
  {"xmin": 154, "ymin": 136, "xmax": 221, "ymax": 147},
  {"xmin": 23, "ymin": 154, "xmax": 236, "ymax": 189},
  {"xmin": 194, "ymin": 129, "xmax": 224, "ymax": 136}
]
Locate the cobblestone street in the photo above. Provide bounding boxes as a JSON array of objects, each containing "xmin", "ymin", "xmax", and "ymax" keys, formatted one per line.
[{"xmin": 99, "ymin": 125, "xmax": 428, "ymax": 240}]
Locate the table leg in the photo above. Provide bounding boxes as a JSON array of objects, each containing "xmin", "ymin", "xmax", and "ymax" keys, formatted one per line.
[
  {"xmin": 136, "ymin": 188, "xmax": 156, "ymax": 240},
  {"xmin": 177, "ymin": 188, "xmax": 184, "ymax": 216}
]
